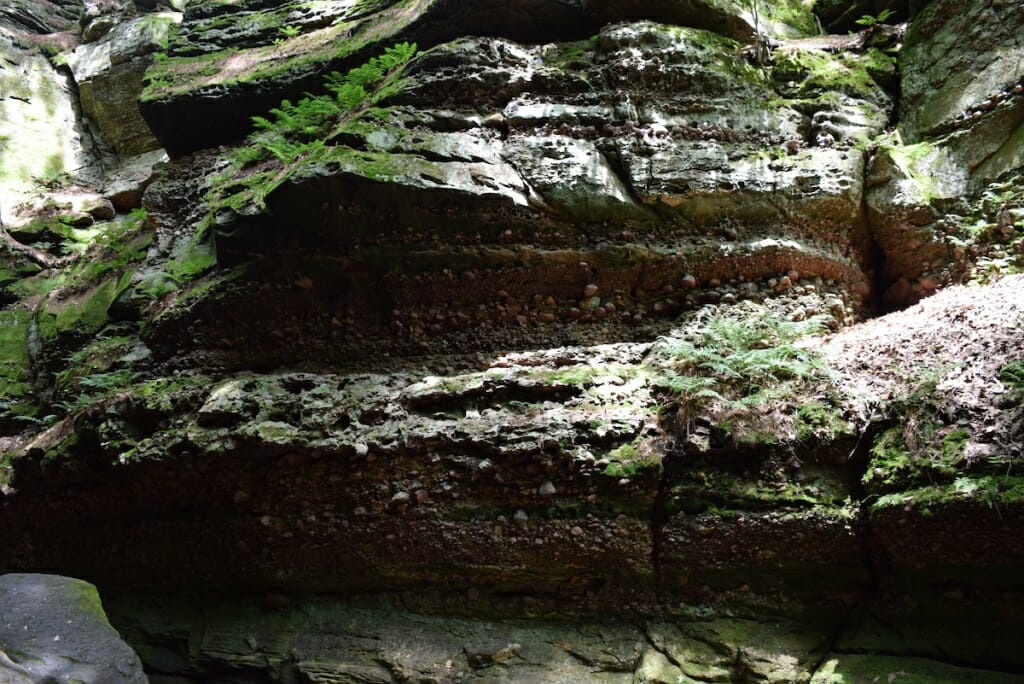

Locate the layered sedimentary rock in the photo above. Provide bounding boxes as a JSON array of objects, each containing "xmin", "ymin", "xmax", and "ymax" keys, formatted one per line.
[
  {"xmin": 1, "ymin": 0, "xmax": 1024, "ymax": 681},
  {"xmin": 866, "ymin": 0, "xmax": 1024, "ymax": 305}
]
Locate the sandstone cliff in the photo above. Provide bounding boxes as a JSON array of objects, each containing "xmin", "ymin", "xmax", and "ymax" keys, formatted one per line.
[{"xmin": 1, "ymin": 0, "xmax": 1024, "ymax": 681}]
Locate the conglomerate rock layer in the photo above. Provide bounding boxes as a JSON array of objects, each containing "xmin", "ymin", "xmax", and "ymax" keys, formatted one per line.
[{"xmin": 2, "ymin": 0, "xmax": 1024, "ymax": 681}]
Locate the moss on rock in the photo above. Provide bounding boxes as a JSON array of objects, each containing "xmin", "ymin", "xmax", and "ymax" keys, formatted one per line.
[{"xmin": 0, "ymin": 309, "xmax": 34, "ymax": 408}]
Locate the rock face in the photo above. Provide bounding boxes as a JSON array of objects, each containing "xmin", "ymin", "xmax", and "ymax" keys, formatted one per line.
[
  {"xmin": 0, "ymin": 34, "xmax": 100, "ymax": 207},
  {"xmin": 0, "ymin": 0, "xmax": 80, "ymax": 34},
  {"xmin": 866, "ymin": 0, "xmax": 1024, "ymax": 305},
  {"xmin": 67, "ymin": 11, "xmax": 181, "ymax": 157},
  {"xmin": 137, "ymin": 14, "xmax": 881, "ymax": 369},
  {"xmin": 0, "ymin": 574, "xmax": 148, "ymax": 684},
  {"xmin": 1, "ymin": 0, "xmax": 1024, "ymax": 681},
  {"xmin": 138, "ymin": 0, "xmax": 829, "ymax": 155},
  {"xmin": 110, "ymin": 594, "xmax": 1024, "ymax": 684}
]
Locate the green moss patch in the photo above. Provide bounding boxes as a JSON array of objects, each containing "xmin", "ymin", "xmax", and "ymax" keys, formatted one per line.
[
  {"xmin": 0, "ymin": 309, "xmax": 33, "ymax": 400},
  {"xmin": 668, "ymin": 463, "xmax": 852, "ymax": 513},
  {"xmin": 0, "ymin": 252, "xmax": 42, "ymax": 289},
  {"xmin": 603, "ymin": 439, "xmax": 662, "ymax": 478},
  {"xmin": 862, "ymin": 423, "xmax": 964, "ymax": 493},
  {"xmin": 166, "ymin": 234, "xmax": 217, "ymax": 284},
  {"xmin": 883, "ymin": 141, "xmax": 943, "ymax": 202},
  {"xmin": 795, "ymin": 401, "xmax": 853, "ymax": 442},
  {"xmin": 36, "ymin": 272, "xmax": 133, "ymax": 345},
  {"xmin": 141, "ymin": 0, "xmax": 419, "ymax": 103},
  {"xmin": 771, "ymin": 46, "xmax": 893, "ymax": 102}
]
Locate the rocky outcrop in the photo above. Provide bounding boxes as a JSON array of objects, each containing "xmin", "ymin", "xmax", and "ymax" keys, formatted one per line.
[
  {"xmin": 139, "ymin": 0, "xmax": 823, "ymax": 155},
  {"xmin": 1, "ymin": 0, "xmax": 1023, "ymax": 680},
  {"xmin": 0, "ymin": 0, "xmax": 80, "ymax": 34},
  {"xmin": 67, "ymin": 10, "xmax": 181, "ymax": 157},
  {"xmin": 0, "ymin": 33, "xmax": 101, "ymax": 207},
  {"xmin": 865, "ymin": 0, "xmax": 1024, "ymax": 305},
  {"xmin": 105, "ymin": 594, "xmax": 1024, "ymax": 683},
  {"xmin": 0, "ymin": 573, "xmax": 148, "ymax": 683},
  {"xmin": 3, "ymin": 278, "xmax": 1022, "ymax": 615},
  {"xmin": 134, "ymin": 16, "xmax": 884, "ymax": 372}
]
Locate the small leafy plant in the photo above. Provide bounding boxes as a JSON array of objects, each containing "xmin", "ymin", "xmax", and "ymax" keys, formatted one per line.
[
  {"xmin": 205, "ymin": 42, "xmax": 418, "ymax": 227},
  {"xmin": 855, "ymin": 8, "xmax": 895, "ymax": 27},
  {"xmin": 54, "ymin": 369, "xmax": 140, "ymax": 413},
  {"xmin": 246, "ymin": 41, "xmax": 417, "ymax": 165},
  {"xmin": 1000, "ymin": 360, "xmax": 1024, "ymax": 399},
  {"xmin": 653, "ymin": 309, "xmax": 829, "ymax": 441}
]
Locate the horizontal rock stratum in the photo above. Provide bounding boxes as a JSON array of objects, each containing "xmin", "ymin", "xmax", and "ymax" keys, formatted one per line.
[{"xmin": 1, "ymin": 0, "xmax": 1024, "ymax": 681}]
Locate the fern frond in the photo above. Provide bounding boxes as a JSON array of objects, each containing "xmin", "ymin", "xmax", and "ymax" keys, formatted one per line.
[{"xmin": 655, "ymin": 371, "xmax": 718, "ymax": 395}]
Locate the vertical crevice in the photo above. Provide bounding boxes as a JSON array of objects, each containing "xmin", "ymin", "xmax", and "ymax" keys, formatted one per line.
[
  {"xmin": 648, "ymin": 440, "xmax": 677, "ymax": 595},
  {"xmin": 808, "ymin": 423, "xmax": 886, "ymax": 680},
  {"xmin": 859, "ymin": 140, "xmax": 890, "ymax": 316}
]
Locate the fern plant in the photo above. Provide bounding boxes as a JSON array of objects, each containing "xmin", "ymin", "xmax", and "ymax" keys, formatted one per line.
[
  {"xmin": 54, "ymin": 369, "xmax": 140, "ymax": 413},
  {"xmin": 652, "ymin": 309, "xmax": 830, "ymax": 441},
  {"xmin": 1000, "ymin": 360, "xmax": 1024, "ymax": 402},
  {"xmin": 855, "ymin": 8, "xmax": 895, "ymax": 26},
  {"xmin": 205, "ymin": 42, "xmax": 418, "ymax": 227},
  {"xmin": 242, "ymin": 41, "xmax": 417, "ymax": 166}
]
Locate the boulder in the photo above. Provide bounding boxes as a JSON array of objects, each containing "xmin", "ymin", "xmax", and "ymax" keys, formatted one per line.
[
  {"xmin": 0, "ymin": 574, "xmax": 148, "ymax": 683},
  {"xmin": 104, "ymin": 148, "xmax": 169, "ymax": 211},
  {"xmin": 864, "ymin": 141, "xmax": 964, "ymax": 304},
  {"xmin": 67, "ymin": 12, "xmax": 181, "ymax": 157},
  {"xmin": 81, "ymin": 0, "xmax": 136, "ymax": 43}
]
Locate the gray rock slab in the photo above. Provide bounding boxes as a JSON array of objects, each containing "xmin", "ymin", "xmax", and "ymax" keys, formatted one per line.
[{"xmin": 0, "ymin": 574, "xmax": 148, "ymax": 684}]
